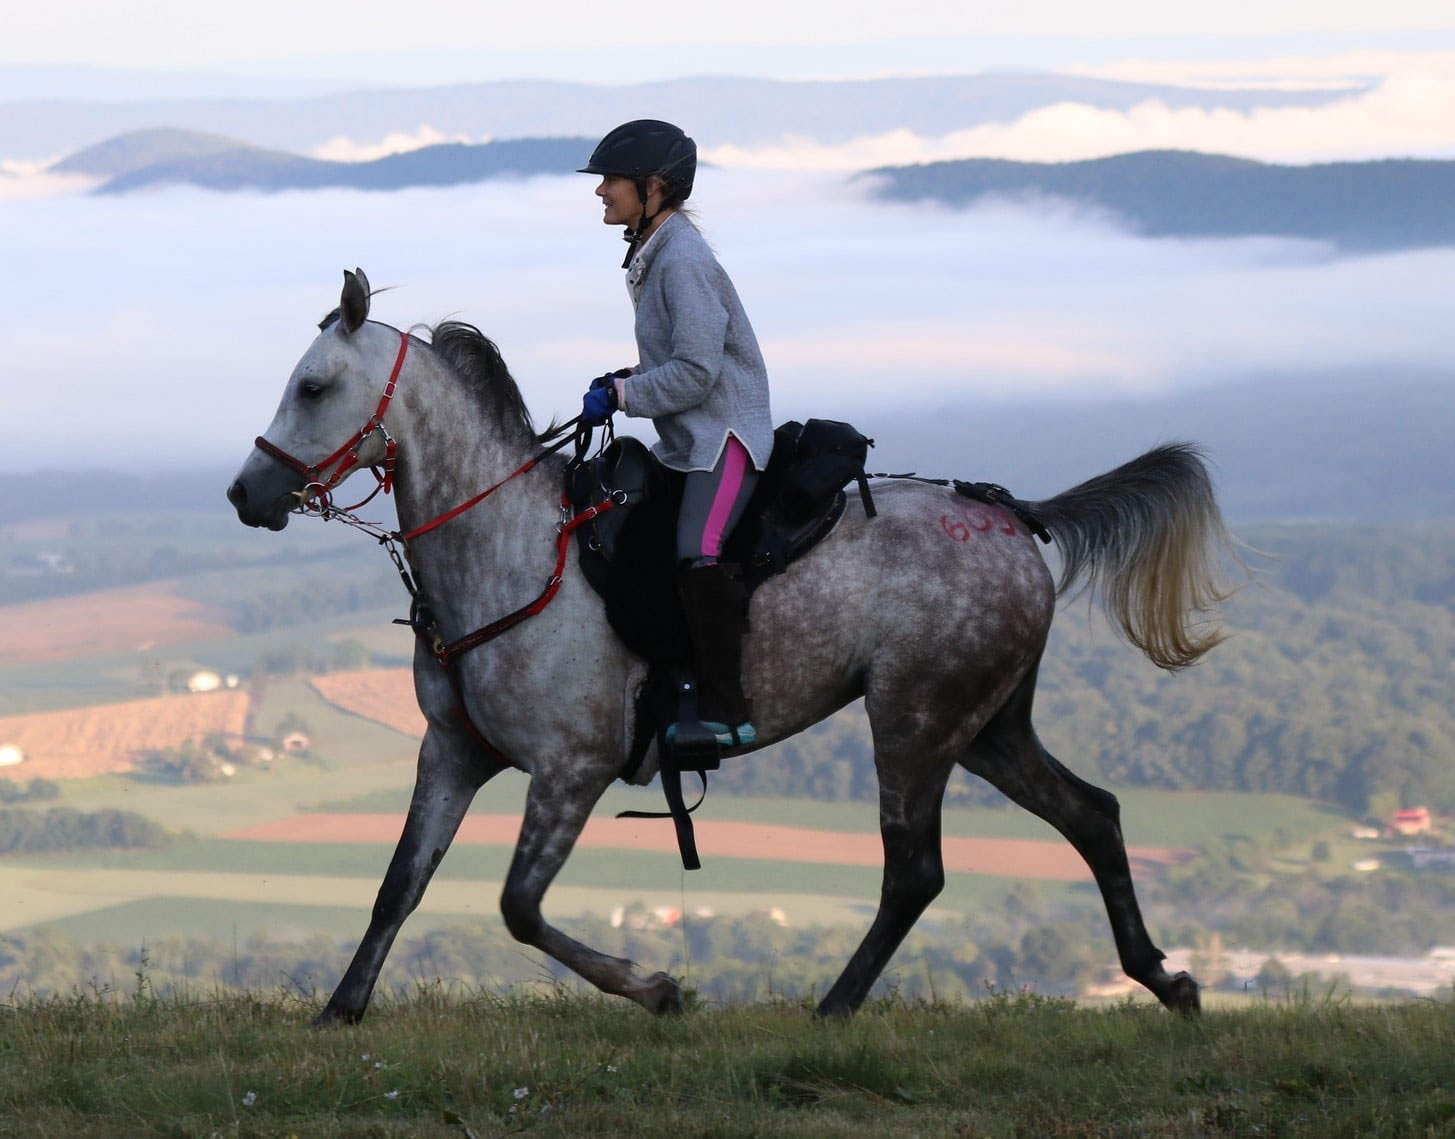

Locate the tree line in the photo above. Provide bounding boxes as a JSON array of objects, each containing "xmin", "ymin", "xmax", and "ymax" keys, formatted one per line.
[{"xmin": 0, "ymin": 807, "xmax": 169, "ymax": 855}]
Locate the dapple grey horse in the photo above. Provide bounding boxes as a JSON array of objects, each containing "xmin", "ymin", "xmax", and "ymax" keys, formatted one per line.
[{"xmin": 228, "ymin": 269, "xmax": 1232, "ymax": 1025}]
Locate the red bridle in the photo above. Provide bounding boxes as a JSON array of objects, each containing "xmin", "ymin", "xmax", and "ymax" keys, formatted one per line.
[
  {"xmin": 253, "ymin": 329, "xmax": 409, "ymax": 514},
  {"xmin": 249, "ymin": 320, "xmax": 615, "ymax": 770}
]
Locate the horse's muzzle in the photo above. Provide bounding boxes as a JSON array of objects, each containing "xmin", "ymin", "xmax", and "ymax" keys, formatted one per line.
[{"xmin": 227, "ymin": 476, "xmax": 292, "ymax": 531}]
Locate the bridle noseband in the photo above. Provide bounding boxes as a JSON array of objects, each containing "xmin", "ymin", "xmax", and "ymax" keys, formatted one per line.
[{"xmin": 253, "ymin": 329, "xmax": 410, "ymax": 515}]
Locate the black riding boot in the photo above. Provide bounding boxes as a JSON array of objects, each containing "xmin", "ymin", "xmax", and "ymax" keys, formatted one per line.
[{"xmin": 676, "ymin": 561, "xmax": 756, "ymax": 747}]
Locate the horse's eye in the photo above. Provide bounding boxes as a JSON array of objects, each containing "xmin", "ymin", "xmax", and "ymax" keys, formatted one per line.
[{"xmin": 299, "ymin": 380, "xmax": 326, "ymax": 400}]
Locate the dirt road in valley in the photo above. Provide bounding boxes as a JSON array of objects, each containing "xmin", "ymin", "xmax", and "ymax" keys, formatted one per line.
[{"xmin": 222, "ymin": 812, "xmax": 1193, "ymax": 881}]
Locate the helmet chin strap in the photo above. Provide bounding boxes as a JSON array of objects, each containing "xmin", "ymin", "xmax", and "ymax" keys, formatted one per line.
[{"xmin": 621, "ymin": 178, "xmax": 663, "ymax": 268}]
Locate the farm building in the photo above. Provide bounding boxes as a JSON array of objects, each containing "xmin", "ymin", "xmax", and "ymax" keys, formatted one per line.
[
  {"xmin": 281, "ymin": 731, "xmax": 312, "ymax": 753},
  {"xmin": 1393, "ymin": 807, "xmax": 1433, "ymax": 836},
  {"xmin": 0, "ymin": 744, "xmax": 24, "ymax": 768},
  {"xmin": 187, "ymin": 670, "xmax": 222, "ymax": 694}
]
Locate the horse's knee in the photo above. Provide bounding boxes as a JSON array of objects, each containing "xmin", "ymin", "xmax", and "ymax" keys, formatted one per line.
[
  {"xmin": 888, "ymin": 846, "xmax": 944, "ymax": 907},
  {"xmin": 370, "ymin": 863, "xmax": 418, "ymax": 927},
  {"xmin": 500, "ymin": 887, "xmax": 542, "ymax": 944},
  {"xmin": 915, "ymin": 858, "xmax": 945, "ymax": 904},
  {"xmin": 1045, "ymin": 752, "xmax": 1121, "ymax": 820}
]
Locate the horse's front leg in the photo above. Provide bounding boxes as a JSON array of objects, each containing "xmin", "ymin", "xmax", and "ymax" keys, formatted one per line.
[
  {"xmin": 315, "ymin": 727, "xmax": 503, "ymax": 1027},
  {"xmin": 499, "ymin": 769, "xmax": 683, "ymax": 1014}
]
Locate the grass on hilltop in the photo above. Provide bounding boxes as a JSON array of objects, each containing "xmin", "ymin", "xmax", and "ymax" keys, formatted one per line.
[{"xmin": 2, "ymin": 985, "xmax": 1455, "ymax": 1138}]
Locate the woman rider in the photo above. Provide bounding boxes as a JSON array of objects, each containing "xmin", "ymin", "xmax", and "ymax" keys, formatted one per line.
[{"xmin": 577, "ymin": 120, "xmax": 774, "ymax": 749}]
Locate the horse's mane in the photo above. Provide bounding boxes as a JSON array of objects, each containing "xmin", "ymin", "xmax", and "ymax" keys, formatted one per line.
[
  {"xmin": 314, "ymin": 309, "xmax": 556, "ymax": 444},
  {"xmin": 420, "ymin": 321, "xmax": 544, "ymax": 440}
]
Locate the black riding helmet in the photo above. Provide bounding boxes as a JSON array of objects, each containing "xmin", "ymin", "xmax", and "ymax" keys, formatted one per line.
[{"xmin": 579, "ymin": 120, "xmax": 697, "ymax": 265}]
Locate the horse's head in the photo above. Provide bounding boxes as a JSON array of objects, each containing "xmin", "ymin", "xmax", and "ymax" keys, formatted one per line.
[{"xmin": 227, "ymin": 268, "xmax": 404, "ymax": 529}]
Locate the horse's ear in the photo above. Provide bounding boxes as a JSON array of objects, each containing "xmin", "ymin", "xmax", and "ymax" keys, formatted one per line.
[{"xmin": 339, "ymin": 268, "xmax": 371, "ymax": 334}]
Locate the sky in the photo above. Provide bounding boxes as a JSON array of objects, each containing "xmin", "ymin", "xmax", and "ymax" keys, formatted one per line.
[
  {"xmin": 4, "ymin": 1, "xmax": 1455, "ymax": 88},
  {"xmin": 3, "ymin": 2, "xmax": 1454, "ymax": 472}
]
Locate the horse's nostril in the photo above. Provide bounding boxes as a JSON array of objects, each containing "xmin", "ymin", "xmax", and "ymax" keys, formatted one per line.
[{"xmin": 226, "ymin": 480, "xmax": 247, "ymax": 508}]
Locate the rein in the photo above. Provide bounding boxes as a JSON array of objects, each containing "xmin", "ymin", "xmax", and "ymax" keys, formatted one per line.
[{"xmin": 251, "ymin": 328, "xmax": 617, "ymax": 764}]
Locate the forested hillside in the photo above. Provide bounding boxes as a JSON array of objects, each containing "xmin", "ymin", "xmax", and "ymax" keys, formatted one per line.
[
  {"xmin": 48, "ymin": 129, "xmax": 592, "ymax": 194},
  {"xmin": 722, "ymin": 525, "xmax": 1455, "ymax": 816},
  {"xmin": 868, "ymin": 150, "xmax": 1455, "ymax": 250}
]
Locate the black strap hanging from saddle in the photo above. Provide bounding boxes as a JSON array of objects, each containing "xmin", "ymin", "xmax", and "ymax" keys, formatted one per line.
[{"xmin": 565, "ymin": 418, "xmax": 879, "ymax": 870}]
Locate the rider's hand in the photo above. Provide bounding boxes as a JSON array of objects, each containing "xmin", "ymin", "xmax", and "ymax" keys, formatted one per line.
[
  {"xmin": 581, "ymin": 382, "xmax": 619, "ymax": 426},
  {"xmin": 589, "ymin": 368, "xmax": 633, "ymax": 390}
]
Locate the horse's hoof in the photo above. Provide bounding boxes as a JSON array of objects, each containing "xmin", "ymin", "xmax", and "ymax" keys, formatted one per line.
[
  {"xmin": 642, "ymin": 971, "xmax": 684, "ymax": 1015},
  {"xmin": 312, "ymin": 1004, "xmax": 363, "ymax": 1030},
  {"xmin": 1163, "ymin": 971, "xmax": 1202, "ymax": 1016}
]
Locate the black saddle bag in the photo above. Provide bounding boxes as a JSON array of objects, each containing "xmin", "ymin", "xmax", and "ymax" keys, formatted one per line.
[{"xmin": 768, "ymin": 418, "xmax": 876, "ymax": 522}]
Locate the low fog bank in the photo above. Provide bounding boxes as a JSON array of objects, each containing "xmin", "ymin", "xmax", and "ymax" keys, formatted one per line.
[
  {"xmin": 4, "ymin": 172, "xmax": 1451, "ymax": 508},
  {"xmin": 858, "ymin": 370, "xmax": 1453, "ymax": 524},
  {"xmin": 3, "ymin": 370, "xmax": 1449, "ymax": 528}
]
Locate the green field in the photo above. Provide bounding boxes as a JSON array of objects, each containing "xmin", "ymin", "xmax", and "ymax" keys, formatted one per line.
[
  {"xmin": 2, "ymin": 990, "xmax": 1454, "ymax": 1137},
  {"xmin": 2, "ymin": 834, "xmax": 1088, "ymax": 943},
  {"xmin": 10, "ymin": 896, "xmax": 470, "ymax": 950}
]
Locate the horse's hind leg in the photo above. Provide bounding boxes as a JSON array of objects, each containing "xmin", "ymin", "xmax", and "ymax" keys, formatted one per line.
[
  {"xmin": 963, "ymin": 664, "xmax": 1199, "ymax": 1013},
  {"xmin": 817, "ymin": 705, "xmax": 956, "ymax": 1018},
  {"xmin": 315, "ymin": 728, "xmax": 503, "ymax": 1027},
  {"xmin": 499, "ymin": 771, "xmax": 683, "ymax": 1014}
]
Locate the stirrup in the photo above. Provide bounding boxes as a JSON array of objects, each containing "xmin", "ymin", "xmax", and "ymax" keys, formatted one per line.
[{"xmin": 666, "ymin": 720, "xmax": 756, "ymax": 749}]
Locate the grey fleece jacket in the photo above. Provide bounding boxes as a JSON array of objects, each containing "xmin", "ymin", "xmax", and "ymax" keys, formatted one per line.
[{"xmin": 619, "ymin": 212, "xmax": 774, "ymax": 472}]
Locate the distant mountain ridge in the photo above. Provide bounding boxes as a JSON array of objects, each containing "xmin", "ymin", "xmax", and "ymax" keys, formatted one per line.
[
  {"xmin": 0, "ymin": 73, "xmax": 1364, "ymax": 161},
  {"xmin": 868, "ymin": 150, "xmax": 1455, "ymax": 250},
  {"xmin": 51, "ymin": 131, "xmax": 1455, "ymax": 252},
  {"xmin": 51, "ymin": 129, "xmax": 591, "ymax": 193},
  {"xmin": 51, "ymin": 127, "xmax": 246, "ymax": 177}
]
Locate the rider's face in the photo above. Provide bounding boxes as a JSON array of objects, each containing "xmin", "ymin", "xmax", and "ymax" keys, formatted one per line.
[{"xmin": 596, "ymin": 175, "xmax": 639, "ymax": 227}]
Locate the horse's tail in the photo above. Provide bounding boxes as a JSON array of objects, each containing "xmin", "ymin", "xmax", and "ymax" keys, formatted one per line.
[{"xmin": 1031, "ymin": 442, "xmax": 1234, "ymax": 671}]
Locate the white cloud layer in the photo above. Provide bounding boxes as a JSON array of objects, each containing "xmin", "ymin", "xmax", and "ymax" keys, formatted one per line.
[
  {"xmin": 310, "ymin": 126, "xmax": 476, "ymax": 163},
  {"xmin": 1, "ymin": 169, "xmax": 1451, "ymax": 472},
  {"xmin": 0, "ymin": 159, "xmax": 98, "ymax": 200},
  {"xmin": 702, "ymin": 57, "xmax": 1455, "ymax": 168}
]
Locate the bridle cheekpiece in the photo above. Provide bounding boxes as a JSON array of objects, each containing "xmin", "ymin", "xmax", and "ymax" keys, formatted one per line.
[{"xmin": 253, "ymin": 329, "xmax": 410, "ymax": 516}]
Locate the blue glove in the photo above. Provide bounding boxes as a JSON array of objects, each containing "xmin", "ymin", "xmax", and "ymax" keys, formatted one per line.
[{"xmin": 581, "ymin": 380, "xmax": 619, "ymax": 426}]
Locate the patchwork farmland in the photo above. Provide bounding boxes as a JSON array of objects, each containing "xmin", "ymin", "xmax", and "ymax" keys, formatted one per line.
[
  {"xmin": 224, "ymin": 810, "xmax": 1194, "ymax": 880},
  {"xmin": 0, "ymin": 581, "xmax": 234, "ymax": 666},
  {"xmin": 309, "ymin": 668, "xmax": 422, "ymax": 737},
  {"xmin": 0, "ymin": 690, "xmax": 250, "ymax": 780}
]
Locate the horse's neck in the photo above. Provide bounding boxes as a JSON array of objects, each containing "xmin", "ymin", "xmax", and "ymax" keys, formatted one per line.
[{"xmin": 389, "ymin": 354, "xmax": 556, "ymax": 611}]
